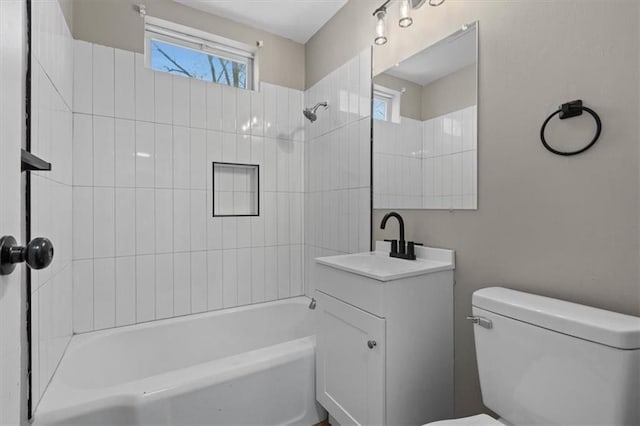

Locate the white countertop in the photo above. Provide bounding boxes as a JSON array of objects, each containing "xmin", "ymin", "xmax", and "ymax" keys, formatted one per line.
[{"xmin": 315, "ymin": 241, "xmax": 455, "ymax": 282}]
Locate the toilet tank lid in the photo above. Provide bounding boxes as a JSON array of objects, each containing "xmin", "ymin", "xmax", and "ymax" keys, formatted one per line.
[{"xmin": 472, "ymin": 287, "xmax": 640, "ymax": 350}]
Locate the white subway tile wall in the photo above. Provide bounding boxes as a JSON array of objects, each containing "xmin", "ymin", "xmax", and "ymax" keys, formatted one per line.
[
  {"xmin": 30, "ymin": 0, "xmax": 74, "ymax": 408},
  {"xmin": 304, "ymin": 48, "xmax": 373, "ymax": 297},
  {"xmin": 373, "ymin": 105, "xmax": 477, "ymax": 210},
  {"xmin": 373, "ymin": 117, "xmax": 423, "ymax": 209},
  {"xmin": 72, "ymin": 40, "xmax": 306, "ymax": 334},
  {"xmin": 422, "ymin": 106, "xmax": 477, "ymax": 209}
]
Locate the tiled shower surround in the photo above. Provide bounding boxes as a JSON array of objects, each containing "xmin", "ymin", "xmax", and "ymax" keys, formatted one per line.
[
  {"xmin": 72, "ymin": 40, "xmax": 306, "ymax": 333},
  {"xmin": 29, "ymin": 0, "xmax": 372, "ymax": 406},
  {"xmin": 304, "ymin": 49, "xmax": 372, "ymax": 296}
]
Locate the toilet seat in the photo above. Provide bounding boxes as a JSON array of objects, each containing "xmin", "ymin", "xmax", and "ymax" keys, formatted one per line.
[{"xmin": 425, "ymin": 414, "xmax": 503, "ymax": 426}]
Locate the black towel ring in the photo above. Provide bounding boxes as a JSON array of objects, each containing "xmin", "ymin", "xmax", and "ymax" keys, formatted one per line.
[{"xmin": 540, "ymin": 100, "xmax": 602, "ymax": 156}]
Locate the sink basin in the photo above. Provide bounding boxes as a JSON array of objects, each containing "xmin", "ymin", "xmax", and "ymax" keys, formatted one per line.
[{"xmin": 315, "ymin": 241, "xmax": 455, "ymax": 282}]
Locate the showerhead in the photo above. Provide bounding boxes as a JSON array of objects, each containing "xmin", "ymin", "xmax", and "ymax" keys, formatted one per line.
[
  {"xmin": 303, "ymin": 101, "xmax": 328, "ymax": 123},
  {"xmin": 303, "ymin": 108, "xmax": 317, "ymax": 123}
]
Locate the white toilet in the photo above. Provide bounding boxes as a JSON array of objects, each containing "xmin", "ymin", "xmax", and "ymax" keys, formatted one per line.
[{"xmin": 429, "ymin": 287, "xmax": 640, "ymax": 426}]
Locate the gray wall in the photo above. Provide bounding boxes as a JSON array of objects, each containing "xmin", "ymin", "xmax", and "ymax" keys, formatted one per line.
[
  {"xmin": 374, "ymin": 63, "xmax": 476, "ymax": 121},
  {"xmin": 69, "ymin": 0, "xmax": 305, "ymax": 90},
  {"xmin": 422, "ymin": 64, "xmax": 476, "ymax": 120},
  {"xmin": 57, "ymin": 0, "xmax": 73, "ymax": 31},
  {"xmin": 308, "ymin": 0, "xmax": 640, "ymax": 417}
]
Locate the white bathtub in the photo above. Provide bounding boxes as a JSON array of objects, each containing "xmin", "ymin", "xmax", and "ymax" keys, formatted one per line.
[{"xmin": 34, "ymin": 297, "xmax": 326, "ymax": 425}]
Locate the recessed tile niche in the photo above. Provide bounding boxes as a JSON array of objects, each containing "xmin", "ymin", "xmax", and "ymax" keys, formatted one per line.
[{"xmin": 213, "ymin": 162, "xmax": 259, "ymax": 217}]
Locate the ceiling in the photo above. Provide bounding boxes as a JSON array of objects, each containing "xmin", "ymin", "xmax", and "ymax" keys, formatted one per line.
[
  {"xmin": 384, "ymin": 24, "xmax": 477, "ymax": 86},
  {"xmin": 174, "ymin": 0, "xmax": 348, "ymax": 44}
]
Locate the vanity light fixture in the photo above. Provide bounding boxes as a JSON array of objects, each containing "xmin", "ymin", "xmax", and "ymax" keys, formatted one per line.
[
  {"xmin": 373, "ymin": 0, "xmax": 446, "ymax": 45},
  {"xmin": 399, "ymin": 0, "xmax": 413, "ymax": 28},
  {"xmin": 373, "ymin": 4, "xmax": 389, "ymax": 45}
]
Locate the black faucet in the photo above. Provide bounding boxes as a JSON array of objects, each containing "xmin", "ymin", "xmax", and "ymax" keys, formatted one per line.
[{"xmin": 380, "ymin": 211, "xmax": 422, "ymax": 260}]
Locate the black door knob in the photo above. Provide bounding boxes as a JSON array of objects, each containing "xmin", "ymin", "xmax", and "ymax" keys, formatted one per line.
[{"xmin": 0, "ymin": 235, "xmax": 54, "ymax": 275}]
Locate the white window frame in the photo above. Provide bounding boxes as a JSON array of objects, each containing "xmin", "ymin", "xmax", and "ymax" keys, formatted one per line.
[
  {"xmin": 373, "ymin": 84, "xmax": 402, "ymax": 123},
  {"xmin": 144, "ymin": 16, "xmax": 259, "ymax": 90}
]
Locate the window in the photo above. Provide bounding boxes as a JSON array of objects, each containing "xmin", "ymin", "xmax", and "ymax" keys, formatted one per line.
[
  {"xmin": 373, "ymin": 85, "xmax": 402, "ymax": 123},
  {"xmin": 145, "ymin": 17, "xmax": 258, "ymax": 90}
]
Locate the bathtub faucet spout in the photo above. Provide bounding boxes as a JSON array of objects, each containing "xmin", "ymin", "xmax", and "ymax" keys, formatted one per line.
[{"xmin": 308, "ymin": 298, "xmax": 316, "ymax": 310}]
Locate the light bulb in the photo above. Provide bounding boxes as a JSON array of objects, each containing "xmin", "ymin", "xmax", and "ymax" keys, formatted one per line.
[
  {"xmin": 399, "ymin": 0, "xmax": 413, "ymax": 28},
  {"xmin": 374, "ymin": 9, "xmax": 388, "ymax": 45}
]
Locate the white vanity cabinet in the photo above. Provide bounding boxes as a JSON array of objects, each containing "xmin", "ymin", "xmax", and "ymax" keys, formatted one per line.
[
  {"xmin": 316, "ymin": 292, "xmax": 386, "ymax": 426},
  {"xmin": 314, "ymin": 242, "xmax": 455, "ymax": 426}
]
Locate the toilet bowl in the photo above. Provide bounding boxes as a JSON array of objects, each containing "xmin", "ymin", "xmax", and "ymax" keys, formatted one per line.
[{"xmin": 426, "ymin": 287, "xmax": 640, "ymax": 426}]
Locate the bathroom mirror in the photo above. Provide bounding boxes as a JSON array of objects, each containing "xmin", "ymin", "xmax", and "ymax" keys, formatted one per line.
[{"xmin": 373, "ymin": 22, "xmax": 478, "ymax": 210}]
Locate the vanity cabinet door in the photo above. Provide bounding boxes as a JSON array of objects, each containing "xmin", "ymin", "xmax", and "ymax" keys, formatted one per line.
[{"xmin": 316, "ymin": 292, "xmax": 386, "ymax": 426}]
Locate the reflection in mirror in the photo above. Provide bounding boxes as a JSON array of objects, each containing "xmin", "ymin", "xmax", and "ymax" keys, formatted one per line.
[{"xmin": 373, "ymin": 22, "xmax": 478, "ymax": 210}]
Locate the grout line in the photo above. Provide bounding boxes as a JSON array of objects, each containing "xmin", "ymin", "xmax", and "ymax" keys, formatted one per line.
[
  {"xmin": 112, "ymin": 115, "xmax": 117, "ymax": 327},
  {"xmin": 152, "ymin": 122, "xmax": 157, "ymax": 321},
  {"xmin": 90, "ymin": 114, "xmax": 96, "ymax": 332},
  {"xmin": 132, "ymin": 69, "xmax": 138, "ymax": 325},
  {"xmin": 170, "ymin": 125, "xmax": 176, "ymax": 318}
]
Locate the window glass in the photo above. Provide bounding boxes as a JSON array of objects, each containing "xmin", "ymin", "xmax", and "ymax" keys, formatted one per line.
[
  {"xmin": 150, "ymin": 39, "xmax": 248, "ymax": 89},
  {"xmin": 373, "ymin": 97, "xmax": 388, "ymax": 121}
]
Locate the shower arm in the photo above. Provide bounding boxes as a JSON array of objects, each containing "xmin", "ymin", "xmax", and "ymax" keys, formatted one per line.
[{"xmin": 312, "ymin": 101, "xmax": 328, "ymax": 113}]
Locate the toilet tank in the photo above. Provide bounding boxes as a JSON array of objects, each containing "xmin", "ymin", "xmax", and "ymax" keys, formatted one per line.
[{"xmin": 472, "ymin": 287, "xmax": 640, "ymax": 426}]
